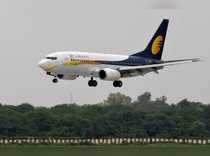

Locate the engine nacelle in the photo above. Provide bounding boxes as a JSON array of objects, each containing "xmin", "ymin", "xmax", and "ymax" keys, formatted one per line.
[{"xmin": 99, "ymin": 68, "xmax": 121, "ymax": 81}]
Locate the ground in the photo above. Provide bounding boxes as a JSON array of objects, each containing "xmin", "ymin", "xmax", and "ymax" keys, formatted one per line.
[{"xmin": 0, "ymin": 144, "xmax": 210, "ymax": 156}]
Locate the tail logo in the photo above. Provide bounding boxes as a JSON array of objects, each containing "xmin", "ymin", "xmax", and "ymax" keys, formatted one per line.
[{"xmin": 152, "ymin": 35, "xmax": 164, "ymax": 55}]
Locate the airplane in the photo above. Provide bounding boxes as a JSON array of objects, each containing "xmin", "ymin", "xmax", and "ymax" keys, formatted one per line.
[{"xmin": 38, "ymin": 19, "xmax": 200, "ymax": 87}]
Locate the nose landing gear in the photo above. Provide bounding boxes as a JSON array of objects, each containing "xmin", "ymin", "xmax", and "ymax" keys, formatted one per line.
[
  {"xmin": 52, "ymin": 78, "xmax": 58, "ymax": 83},
  {"xmin": 46, "ymin": 72, "xmax": 58, "ymax": 83}
]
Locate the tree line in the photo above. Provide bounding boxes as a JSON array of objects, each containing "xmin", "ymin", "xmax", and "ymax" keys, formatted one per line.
[{"xmin": 0, "ymin": 92, "xmax": 209, "ymax": 138}]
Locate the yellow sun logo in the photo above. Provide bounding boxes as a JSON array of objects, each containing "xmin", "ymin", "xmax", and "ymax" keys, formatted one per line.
[{"xmin": 152, "ymin": 36, "xmax": 164, "ymax": 55}]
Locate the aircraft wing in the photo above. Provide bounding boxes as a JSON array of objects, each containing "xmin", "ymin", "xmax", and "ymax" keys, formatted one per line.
[{"xmin": 118, "ymin": 58, "xmax": 200, "ymax": 78}]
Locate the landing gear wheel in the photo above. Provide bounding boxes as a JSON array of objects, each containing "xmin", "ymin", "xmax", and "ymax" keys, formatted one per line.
[
  {"xmin": 118, "ymin": 81, "xmax": 123, "ymax": 87},
  {"xmin": 92, "ymin": 80, "xmax": 97, "ymax": 87},
  {"xmin": 88, "ymin": 80, "xmax": 92, "ymax": 87},
  {"xmin": 113, "ymin": 80, "xmax": 123, "ymax": 88},
  {"xmin": 88, "ymin": 80, "xmax": 97, "ymax": 87},
  {"xmin": 52, "ymin": 78, "xmax": 58, "ymax": 83}
]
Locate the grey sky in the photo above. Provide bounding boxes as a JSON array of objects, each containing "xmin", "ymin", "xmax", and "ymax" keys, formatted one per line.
[{"xmin": 0, "ymin": 0, "xmax": 209, "ymax": 106}]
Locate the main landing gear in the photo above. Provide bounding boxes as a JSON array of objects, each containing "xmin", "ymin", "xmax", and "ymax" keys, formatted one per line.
[
  {"xmin": 113, "ymin": 80, "xmax": 123, "ymax": 88},
  {"xmin": 88, "ymin": 77, "xmax": 98, "ymax": 87},
  {"xmin": 88, "ymin": 78, "xmax": 122, "ymax": 88}
]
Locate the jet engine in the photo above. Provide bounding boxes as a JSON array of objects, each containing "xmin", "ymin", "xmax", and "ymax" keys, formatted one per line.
[{"xmin": 99, "ymin": 68, "xmax": 121, "ymax": 81}]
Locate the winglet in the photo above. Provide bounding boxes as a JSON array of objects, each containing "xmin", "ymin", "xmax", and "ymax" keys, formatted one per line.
[{"xmin": 192, "ymin": 58, "xmax": 202, "ymax": 62}]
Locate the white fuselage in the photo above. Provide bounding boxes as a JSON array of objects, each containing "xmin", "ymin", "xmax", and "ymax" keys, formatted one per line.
[{"xmin": 38, "ymin": 51, "xmax": 129, "ymax": 80}]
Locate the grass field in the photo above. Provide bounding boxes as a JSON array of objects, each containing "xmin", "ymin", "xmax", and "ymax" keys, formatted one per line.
[{"xmin": 0, "ymin": 144, "xmax": 210, "ymax": 156}]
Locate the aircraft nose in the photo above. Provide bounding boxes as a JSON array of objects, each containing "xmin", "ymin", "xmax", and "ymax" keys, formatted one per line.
[
  {"xmin": 38, "ymin": 59, "xmax": 57, "ymax": 71},
  {"xmin": 38, "ymin": 59, "xmax": 46, "ymax": 68},
  {"xmin": 38, "ymin": 59, "xmax": 50, "ymax": 71}
]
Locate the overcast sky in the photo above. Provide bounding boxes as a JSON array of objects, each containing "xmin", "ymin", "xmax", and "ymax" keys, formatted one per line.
[{"xmin": 0, "ymin": 0, "xmax": 209, "ymax": 106}]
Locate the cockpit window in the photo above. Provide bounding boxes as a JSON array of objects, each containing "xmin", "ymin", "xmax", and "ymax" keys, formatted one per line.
[{"xmin": 46, "ymin": 57, "xmax": 57, "ymax": 60}]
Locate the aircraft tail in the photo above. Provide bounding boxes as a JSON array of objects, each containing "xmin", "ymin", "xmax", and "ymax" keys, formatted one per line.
[{"xmin": 132, "ymin": 19, "xmax": 169, "ymax": 60}]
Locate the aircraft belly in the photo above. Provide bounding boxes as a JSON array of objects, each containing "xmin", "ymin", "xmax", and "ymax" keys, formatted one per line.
[
  {"xmin": 56, "ymin": 64, "xmax": 105, "ymax": 77},
  {"xmin": 57, "ymin": 63, "xmax": 122, "ymax": 77}
]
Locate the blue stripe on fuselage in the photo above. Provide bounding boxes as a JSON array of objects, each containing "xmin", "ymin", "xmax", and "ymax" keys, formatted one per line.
[{"xmin": 102, "ymin": 56, "xmax": 161, "ymax": 66}]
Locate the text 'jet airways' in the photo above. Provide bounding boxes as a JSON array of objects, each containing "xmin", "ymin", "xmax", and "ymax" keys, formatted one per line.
[{"xmin": 38, "ymin": 19, "xmax": 200, "ymax": 87}]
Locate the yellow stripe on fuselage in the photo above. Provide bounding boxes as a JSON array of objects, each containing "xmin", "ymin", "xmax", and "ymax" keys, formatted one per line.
[{"xmin": 64, "ymin": 59, "xmax": 101, "ymax": 66}]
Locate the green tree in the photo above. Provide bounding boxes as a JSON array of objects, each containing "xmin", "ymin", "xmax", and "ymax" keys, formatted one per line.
[
  {"xmin": 15, "ymin": 103, "xmax": 34, "ymax": 113},
  {"xmin": 104, "ymin": 92, "xmax": 132, "ymax": 105},
  {"xmin": 137, "ymin": 92, "xmax": 151, "ymax": 104},
  {"xmin": 0, "ymin": 94, "xmax": 209, "ymax": 138}
]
